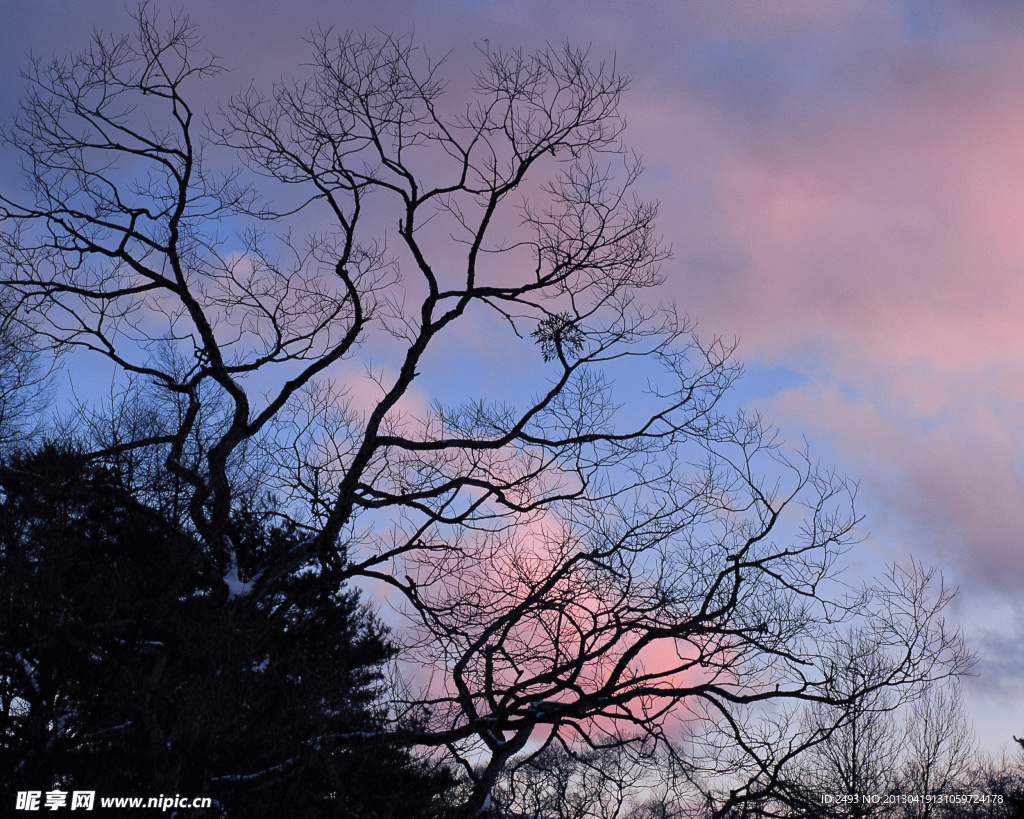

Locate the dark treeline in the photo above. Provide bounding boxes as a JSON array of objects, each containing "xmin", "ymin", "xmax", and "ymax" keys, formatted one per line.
[
  {"xmin": 0, "ymin": 443, "xmax": 455, "ymax": 816},
  {"xmin": 2, "ymin": 438, "xmax": 1020, "ymax": 816}
]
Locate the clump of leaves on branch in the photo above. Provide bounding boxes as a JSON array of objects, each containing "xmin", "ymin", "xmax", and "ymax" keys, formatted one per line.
[{"xmin": 0, "ymin": 7, "xmax": 970, "ymax": 814}]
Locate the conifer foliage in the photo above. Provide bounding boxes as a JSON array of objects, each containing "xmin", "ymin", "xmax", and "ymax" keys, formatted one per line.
[{"xmin": 0, "ymin": 446, "xmax": 452, "ymax": 816}]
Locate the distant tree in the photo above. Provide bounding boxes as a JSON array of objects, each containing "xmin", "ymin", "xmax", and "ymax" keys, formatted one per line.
[
  {"xmin": 493, "ymin": 743, "xmax": 655, "ymax": 819},
  {"xmin": 0, "ymin": 8, "xmax": 969, "ymax": 813},
  {"xmin": 895, "ymin": 682, "xmax": 975, "ymax": 819},
  {"xmin": 682, "ymin": 566, "xmax": 970, "ymax": 819},
  {"xmin": 787, "ymin": 634, "xmax": 904, "ymax": 818},
  {"xmin": 952, "ymin": 743, "xmax": 1024, "ymax": 819},
  {"xmin": 0, "ymin": 445, "xmax": 452, "ymax": 816},
  {"xmin": 691, "ymin": 651, "xmax": 980, "ymax": 819},
  {"xmin": 0, "ymin": 299, "xmax": 50, "ymax": 453}
]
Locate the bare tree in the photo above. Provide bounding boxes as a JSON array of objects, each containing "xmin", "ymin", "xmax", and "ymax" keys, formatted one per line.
[
  {"xmin": 493, "ymin": 743, "xmax": 653, "ymax": 819},
  {"xmin": 896, "ymin": 682, "xmax": 975, "ymax": 819},
  {"xmin": 0, "ymin": 298, "xmax": 50, "ymax": 452},
  {"xmin": 0, "ymin": 8, "xmax": 970, "ymax": 813},
  {"xmin": 673, "ymin": 563, "xmax": 970, "ymax": 819},
  {"xmin": 957, "ymin": 744, "xmax": 1024, "ymax": 819},
  {"xmin": 786, "ymin": 636, "xmax": 905, "ymax": 818}
]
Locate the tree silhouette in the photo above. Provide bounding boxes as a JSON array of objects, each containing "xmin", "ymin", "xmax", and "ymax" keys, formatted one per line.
[
  {"xmin": 0, "ymin": 8, "xmax": 969, "ymax": 813},
  {"xmin": 0, "ymin": 445, "xmax": 453, "ymax": 815},
  {"xmin": 0, "ymin": 297, "xmax": 49, "ymax": 454}
]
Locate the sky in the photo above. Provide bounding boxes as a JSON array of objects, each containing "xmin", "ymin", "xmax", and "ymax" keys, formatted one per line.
[{"xmin": 2, "ymin": 0, "xmax": 1023, "ymax": 753}]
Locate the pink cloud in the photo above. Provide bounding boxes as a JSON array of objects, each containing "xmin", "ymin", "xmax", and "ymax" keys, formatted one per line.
[{"xmin": 605, "ymin": 5, "xmax": 1024, "ymax": 658}]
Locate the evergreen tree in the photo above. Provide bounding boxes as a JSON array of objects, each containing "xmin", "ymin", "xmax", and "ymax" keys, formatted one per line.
[{"xmin": 0, "ymin": 445, "xmax": 452, "ymax": 816}]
